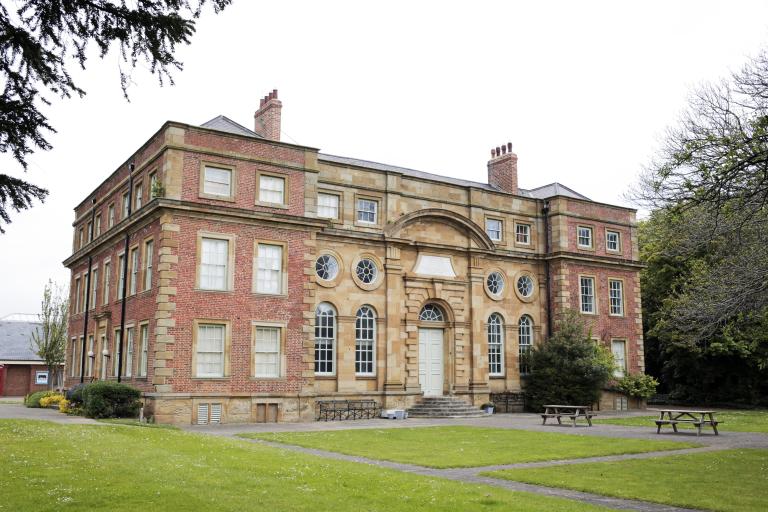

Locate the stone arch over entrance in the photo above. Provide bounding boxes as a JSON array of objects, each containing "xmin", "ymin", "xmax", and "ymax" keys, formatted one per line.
[
  {"xmin": 416, "ymin": 300, "xmax": 456, "ymax": 397},
  {"xmin": 384, "ymin": 208, "xmax": 495, "ymax": 251}
]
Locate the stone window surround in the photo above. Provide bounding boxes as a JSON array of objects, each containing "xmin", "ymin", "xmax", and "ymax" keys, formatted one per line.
[
  {"xmin": 137, "ymin": 320, "xmax": 150, "ymax": 379},
  {"xmin": 605, "ymin": 228, "xmax": 622, "ymax": 253},
  {"xmin": 354, "ymin": 305, "xmax": 377, "ymax": 377},
  {"xmin": 608, "ymin": 277, "xmax": 625, "ymax": 317},
  {"xmin": 578, "ymin": 273, "xmax": 598, "ymax": 315},
  {"xmin": 513, "ymin": 270, "xmax": 537, "ymax": 303},
  {"xmin": 251, "ymin": 320, "xmax": 287, "ymax": 380},
  {"xmin": 316, "ymin": 189, "xmax": 343, "ymax": 221},
  {"xmin": 350, "ymin": 253, "xmax": 384, "ymax": 291},
  {"xmin": 315, "ymin": 249, "xmax": 344, "ymax": 288},
  {"xmin": 199, "ymin": 161, "xmax": 237, "ymax": 202},
  {"xmin": 255, "ymin": 169, "xmax": 289, "ymax": 209},
  {"xmin": 484, "ymin": 215, "xmax": 504, "ymax": 244},
  {"xmin": 577, "ymin": 224, "xmax": 595, "ymax": 250},
  {"xmin": 514, "ymin": 220, "xmax": 533, "ymax": 247},
  {"xmin": 354, "ymin": 192, "xmax": 383, "ymax": 228},
  {"xmin": 483, "ymin": 268, "xmax": 509, "ymax": 301},
  {"xmin": 195, "ymin": 231, "xmax": 237, "ymax": 292},
  {"xmin": 191, "ymin": 318, "xmax": 232, "ymax": 379},
  {"xmin": 143, "ymin": 237, "xmax": 154, "ymax": 292},
  {"xmin": 252, "ymin": 239, "xmax": 288, "ymax": 296}
]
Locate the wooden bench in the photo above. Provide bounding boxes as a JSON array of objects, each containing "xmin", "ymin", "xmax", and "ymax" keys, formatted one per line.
[
  {"xmin": 653, "ymin": 409, "xmax": 720, "ymax": 436},
  {"xmin": 316, "ymin": 399, "xmax": 379, "ymax": 421},
  {"xmin": 541, "ymin": 405, "xmax": 596, "ymax": 427}
]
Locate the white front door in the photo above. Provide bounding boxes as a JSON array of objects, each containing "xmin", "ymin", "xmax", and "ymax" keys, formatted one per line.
[{"xmin": 418, "ymin": 328, "xmax": 444, "ymax": 396}]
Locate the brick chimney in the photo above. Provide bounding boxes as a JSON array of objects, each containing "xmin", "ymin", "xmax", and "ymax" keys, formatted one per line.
[
  {"xmin": 254, "ymin": 89, "xmax": 282, "ymax": 141},
  {"xmin": 487, "ymin": 142, "xmax": 518, "ymax": 194}
]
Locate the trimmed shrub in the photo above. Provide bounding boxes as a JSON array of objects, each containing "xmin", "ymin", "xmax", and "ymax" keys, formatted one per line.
[
  {"xmin": 24, "ymin": 391, "xmax": 57, "ymax": 408},
  {"xmin": 616, "ymin": 374, "xmax": 659, "ymax": 399},
  {"xmin": 66, "ymin": 383, "xmax": 88, "ymax": 406},
  {"xmin": 39, "ymin": 394, "xmax": 65, "ymax": 408},
  {"xmin": 525, "ymin": 310, "xmax": 615, "ymax": 412},
  {"xmin": 82, "ymin": 381, "xmax": 141, "ymax": 419}
]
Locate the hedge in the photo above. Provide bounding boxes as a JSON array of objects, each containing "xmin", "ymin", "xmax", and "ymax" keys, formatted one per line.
[{"xmin": 81, "ymin": 382, "xmax": 142, "ymax": 419}]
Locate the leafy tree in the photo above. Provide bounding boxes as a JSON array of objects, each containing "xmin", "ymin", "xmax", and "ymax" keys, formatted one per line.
[
  {"xmin": 524, "ymin": 310, "xmax": 615, "ymax": 411},
  {"xmin": 0, "ymin": 0, "xmax": 231, "ymax": 232},
  {"xmin": 634, "ymin": 48, "xmax": 768, "ymax": 405},
  {"xmin": 30, "ymin": 280, "xmax": 69, "ymax": 389}
]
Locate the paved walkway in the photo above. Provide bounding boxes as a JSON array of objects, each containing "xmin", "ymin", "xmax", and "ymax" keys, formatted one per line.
[
  {"xmin": 183, "ymin": 412, "xmax": 768, "ymax": 512},
  {"xmin": 0, "ymin": 402, "xmax": 99, "ymax": 425}
]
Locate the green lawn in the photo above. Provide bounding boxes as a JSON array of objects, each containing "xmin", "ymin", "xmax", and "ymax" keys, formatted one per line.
[
  {"xmin": 243, "ymin": 426, "xmax": 698, "ymax": 468},
  {"xmin": 0, "ymin": 420, "xmax": 611, "ymax": 512},
  {"xmin": 596, "ymin": 409, "xmax": 768, "ymax": 433},
  {"xmin": 484, "ymin": 449, "xmax": 768, "ymax": 512}
]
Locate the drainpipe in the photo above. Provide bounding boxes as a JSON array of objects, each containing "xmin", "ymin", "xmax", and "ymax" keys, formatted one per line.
[
  {"xmin": 117, "ymin": 164, "xmax": 134, "ymax": 382},
  {"xmin": 79, "ymin": 198, "xmax": 97, "ymax": 383},
  {"xmin": 542, "ymin": 200, "xmax": 553, "ymax": 339}
]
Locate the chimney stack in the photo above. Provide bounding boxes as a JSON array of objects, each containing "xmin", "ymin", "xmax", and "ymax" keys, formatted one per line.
[
  {"xmin": 254, "ymin": 89, "xmax": 282, "ymax": 141},
  {"xmin": 487, "ymin": 142, "xmax": 518, "ymax": 194}
]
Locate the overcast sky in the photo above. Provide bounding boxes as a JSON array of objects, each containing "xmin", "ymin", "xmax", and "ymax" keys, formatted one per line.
[{"xmin": 1, "ymin": 0, "xmax": 767, "ymax": 317}]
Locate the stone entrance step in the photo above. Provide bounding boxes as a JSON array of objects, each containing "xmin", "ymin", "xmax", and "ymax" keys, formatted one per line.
[{"xmin": 407, "ymin": 396, "xmax": 488, "ymax": 418}]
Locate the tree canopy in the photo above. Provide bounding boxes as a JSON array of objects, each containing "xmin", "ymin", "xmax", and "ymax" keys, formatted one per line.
[
  {"xmin": 30, "ymin": 280, "xmax": 68, "ymax": 389},
  {"xmin": 0, "ymin": 0, "xmax": 231, "ymax": 232},
  {"xmin": 635, "ymin": 49, "xmax": 768, "ymax": 404}
]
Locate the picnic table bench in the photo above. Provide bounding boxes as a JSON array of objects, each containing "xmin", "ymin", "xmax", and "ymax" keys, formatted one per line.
[
  {"xmin": 316, "ymin": 399, "xmax": 379, "ymax": 421},
  {"xmin": 653, "ymin": 409, "xmax": 720, "ymax": 436},
  {"xmin": 541, "ymin": 404, "xmax": 596, "ymax": 427}
]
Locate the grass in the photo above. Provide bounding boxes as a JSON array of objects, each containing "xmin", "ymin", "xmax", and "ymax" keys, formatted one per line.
[
  {"xmin": 596, "ymin": 409, "xmax": 768, "ymax": 433},
  {"xmin": 242, "ymin": 426, "xmax": 698, "ymax": 468},
  {"xmin": 97, "ymin": 418, "xmax": 179, "ymax": 429},
  {"xmin": 484, "ymin": 448, "xmax": 768, "ymax": 512},
  {"xmin": 0, "ymin": 420, "xmax": 613, "ymax": 512}
]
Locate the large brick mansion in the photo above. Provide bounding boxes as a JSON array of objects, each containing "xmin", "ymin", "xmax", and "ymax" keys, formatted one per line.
[{"xmin": 64, "ymin": 91, "xmax": 644, "ymax": 424}]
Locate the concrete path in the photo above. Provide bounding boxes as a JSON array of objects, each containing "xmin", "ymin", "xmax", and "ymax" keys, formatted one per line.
[
  {"xmin": 0, "ymin": 402, "xmax": 99, "ymax": 425},
  {"xmin": 184, "ymin": 412, "xmax": 768, "ymax": 512}
]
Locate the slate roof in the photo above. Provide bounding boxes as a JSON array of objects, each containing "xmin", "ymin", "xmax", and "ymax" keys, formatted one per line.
[
  {"xmin": 319, "ymin": 154, "xmax": 591, "ymax": 200},
  {"xmin": 197, "ymin": 116, "xmax": 591, "ymax": 201},
  {"xmin": 200, "ymin": 115, "xmax": 262, "ymax": 138},
  {"xmin": 319, "ymin": 153, "xmax": 498, "ymax": 191},
  {"xmin": 524, "ymin": 182, "xmax": 591, "ymax": 201},
  {"xmin": 0, "ymin": 318, "xmax": 43, "ymax": 362}
]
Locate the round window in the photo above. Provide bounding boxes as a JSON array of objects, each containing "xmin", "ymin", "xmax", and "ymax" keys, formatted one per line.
[
  {"xmin": 517, "ymin": 275, "xmax": 534, "ymax": 297},
  {"xmin": 355, "ymin": 258, "xmax": 378, "ymax": 284},
  {"xmin": 315, "ymin": 254, "xmax": 339, "ymax": 281},
  {"xmin": 486, "ymin": 272, "xmax": 505, "ymax": 296}
]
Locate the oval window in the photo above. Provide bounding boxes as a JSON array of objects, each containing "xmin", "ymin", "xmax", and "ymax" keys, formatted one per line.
[{"xmin": 355, "ymin": 258, "xmax": 378, "ymax": 284}]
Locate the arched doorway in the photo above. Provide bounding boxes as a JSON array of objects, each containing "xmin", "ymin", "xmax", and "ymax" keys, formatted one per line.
[{"xmin": 418, "ymin": 304, "xmax": 447, "ymax": 396}]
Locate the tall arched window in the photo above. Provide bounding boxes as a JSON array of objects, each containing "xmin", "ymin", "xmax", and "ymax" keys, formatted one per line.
[
  {"xmin": 488, "ymin": 313, "xmax": 504, "ymax": 376},
  {"xmin": 315, "ymin": 302, "xmax": 336, "ymax": 375},
  {"xmin": 518, "ymin": 315, "xmax": 533, "ymax": 374},
  {"xmin": 355, "ymin": 306, "xmax": 376, "ymax": 375}
]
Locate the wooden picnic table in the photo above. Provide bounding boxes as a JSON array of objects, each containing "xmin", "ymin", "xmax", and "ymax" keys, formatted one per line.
[
  {"xmin": 652, "ymin": 409, "xmax": 720, "ymax": 436},
  {"xmin": 541, "ymin": 404, "xmax": 595, "ymax": 427}
]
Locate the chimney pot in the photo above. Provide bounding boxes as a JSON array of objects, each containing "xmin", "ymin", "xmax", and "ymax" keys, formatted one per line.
[
  {"xmin": 254, "ymin": 89, "xmax": 283, "ymax": 141},
  {"xmin": 488, "ymin": 141, "xmax": 518, "ymax": 194}
]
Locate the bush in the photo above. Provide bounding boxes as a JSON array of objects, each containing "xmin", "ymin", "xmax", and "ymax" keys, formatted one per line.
[
  {"xmin": 81, "ymin": 381, "xmax": 141, "ymax": 419},
  {"xmin": 66, "ymin": 383, "xmax": 88, "ymax": 406},
  {"xmin": 524, "ymin": 310, "xmax": 615, "ymax": 412},
  {"xmin": 39, "ymin": 394, "xmax": 65, "ymax": 408},
  {"xmin": 24, "ymin": 391, "xmax": 57, "ymax": 408},
  {"xmin": 616, "ymin": 374, "xmax": 659, "ymax": 399}
]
